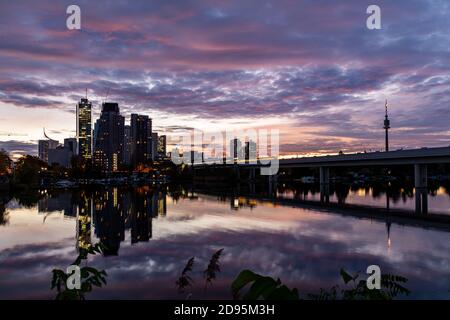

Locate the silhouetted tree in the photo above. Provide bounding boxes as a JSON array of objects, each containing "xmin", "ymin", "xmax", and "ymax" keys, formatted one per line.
[
  {"xmin": 0, "ymin": 202, "xmax": 9, "ymax": 225},
  {"xmin": 13, "ymin": 155, "xmax": 47, "ymax": 187},
  {"xmin": 0, "ymin": 149, "xmax": 12, "ymax": 176}
]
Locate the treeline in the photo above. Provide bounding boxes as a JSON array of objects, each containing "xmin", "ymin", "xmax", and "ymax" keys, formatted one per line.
[{"xmin": 0, "ymin": 150, "xmax": 192, "ymax": 191}]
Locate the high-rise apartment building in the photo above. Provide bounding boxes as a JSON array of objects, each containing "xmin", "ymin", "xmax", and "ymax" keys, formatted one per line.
[
  {"xmin": 76, "ymin": 98, "xmax": 92, "ymax": 160},
  {"xmin": 130, "ymin": 114, "xmax": 152, "ymax": 166},
  {"xmin": 245, "ymin": 140, "xmax": 257, "ymax": 163},
  {"xmin": 38, "ymin": 139, "xmax": 59, "ymax": 163},
  {"xmin": 93, "ymin": 103, "xmax": 125, "ymax": 172},
  {"xmin": 157, "ymin": 135, "xmax": 166, "ymax": 159},
  {"xmin": 150, "ymin": 132, "xmax": 158, "ymax": 161},
  {"xmin": 64, "ymin": 138, "xmax": 78, "ymax": 156},
  {"xmin": 229, "ymin": 138, "xmax": 243, "ymax": 163},
  {"xmin": 123, "ymin": 125, "xmax": 132, "ymax": 166}
]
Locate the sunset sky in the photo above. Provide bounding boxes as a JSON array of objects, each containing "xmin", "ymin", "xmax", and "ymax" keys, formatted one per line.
[{"xmin": 0, "ymin": 0, "xmax": 449, "ymax": 159}]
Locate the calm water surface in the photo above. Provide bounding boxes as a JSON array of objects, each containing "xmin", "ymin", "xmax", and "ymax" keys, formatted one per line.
[{"xmin": 0, "ymin": 186, "xmax": 449, "ymax": 299}]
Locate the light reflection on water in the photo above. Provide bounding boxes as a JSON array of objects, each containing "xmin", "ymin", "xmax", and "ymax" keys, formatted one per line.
[
  {"xmin": 276, "ymin": 183, "xmax": 450, "ymax": 214},
  {"xmin": 0, "ymin": 186, "xmax": 449, "ymax": 299}
]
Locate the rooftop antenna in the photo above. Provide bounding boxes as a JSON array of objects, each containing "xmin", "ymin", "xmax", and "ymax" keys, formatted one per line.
[{"xmin": 85, "ymin": 88, "xmax": 88, "ymax": 99}]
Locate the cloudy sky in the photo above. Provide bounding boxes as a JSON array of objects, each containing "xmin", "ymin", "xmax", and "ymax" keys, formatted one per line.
[{"xmin": 0, "ymin": 0, "xmax": 449, "ymax": 159}]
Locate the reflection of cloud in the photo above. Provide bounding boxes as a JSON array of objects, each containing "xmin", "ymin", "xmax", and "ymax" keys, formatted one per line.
[{"xmin": 1, "ymin": 195, "xmax": 450, "ymax": 299}]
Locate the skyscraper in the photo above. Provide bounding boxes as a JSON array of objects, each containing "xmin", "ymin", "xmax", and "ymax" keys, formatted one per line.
[
  {"xmin": 76, "ymin": 98, "xmax": 92, "ymax": 160},
  {"xmin": 245, "ymin": 140, "xmax": 257, "ymax": 163},
  {"xmin": 229, "ymin": 138, "xmax": 243, "ymax": 163},
  {"xmin": 123, "ymin": 125, "xmax": 132, "ymax": 165},
  {"xmin": 93, "ymin": 102, "xmax": 125, "ymax": 172},
  {"xmin": 158, "ymin": 135, "xmax": 166, "ymax": 159},
  {"xmin": 48, "ymin": 145, "xmax": 73, "ymax": 167},
  {"xmin": 151, "ymin": 132, "xmax": 158, "ymax": 161},
  {"xmin": 64, "ymin": 138, "xmax": 78, "ymax": 155},
  {"xmin": 38, "ymin": 139, "xmax": 59, "ymax": 163},
  {"xmin": 130, "ymin": 114, "xmax": 152, "ymax": 166}
]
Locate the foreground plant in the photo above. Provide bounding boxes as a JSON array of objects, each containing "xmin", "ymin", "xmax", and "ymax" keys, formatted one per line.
[
  {"xmin": 204, "ymin": 248, "xmax": 224, "ymax": 291},
  {"xmin": 176, "ymin": 257, "xmax": 195, "ymax": 294},
  {"xmin": 231, "ymin": 269, "xmax": 299, "ymax": 300},
  {"xmin": 176, "ymin": 248, "xmax": 224, "ymax": 298},
  {"xmin": 311, "ymin": 268, "xmax": 411, "ymax": 300},
  {"xmin": 51, "ymin": 243, "xmax": 108, "ymax": 300},
  {"xmin": 232, "ymin": 268, "xmax": 410, "ymax": 300}
]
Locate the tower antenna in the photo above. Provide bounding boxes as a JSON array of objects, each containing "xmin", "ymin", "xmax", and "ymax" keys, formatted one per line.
[{"xmin": 384, "ymin": 99, "xmax": 391, "ymax": 152}]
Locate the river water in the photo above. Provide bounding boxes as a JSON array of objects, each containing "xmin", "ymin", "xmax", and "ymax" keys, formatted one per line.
[{"xmin": 0, "ymin": 185, "xmax": 449, "ymax": 299}]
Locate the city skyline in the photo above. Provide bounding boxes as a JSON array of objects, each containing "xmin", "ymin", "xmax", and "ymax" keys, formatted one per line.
[
  {"xmin": 34, "ymin": 97, "xmax": 169, "ymax": 171},
  {"xmin": 1, "ymin": 0, "xmax": 450, "ymax": 160},
  {"xmin": 2, "ymin": 1, "xmax": 450, "ymax": 306}
]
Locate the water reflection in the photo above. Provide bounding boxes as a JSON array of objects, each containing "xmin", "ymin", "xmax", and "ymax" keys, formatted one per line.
[
  {"xmin": 0, "ymin": 194, "xmax": 8, "ymax": 225},
  {"xmin": 37, "ymin": 187, "xmax": 167, "ymax": 255},
  {"xmin": 276, "ymin": 181, "xmax": 449, "ymax": 214},
  {"xmin": 0, "ymin": 184, "xmax": 450, "ymax": 299}
]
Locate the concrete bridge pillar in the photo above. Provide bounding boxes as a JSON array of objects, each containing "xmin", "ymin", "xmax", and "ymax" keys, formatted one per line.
[
  {"xmin": 249, "ymin": 182, "xmax": 256, "ymax": 195},
  {"xmin": 234, "ymin": 165, "xmax": 240, "ymax": 180},
  {"xmin": 320, "ymin": 166, "xmax": 330, "ymax": 203},
  {"xmin": 249, "ymin": 167, "xmax": 256, "ymax": 181},
  {"xmin": 268, "ymin": 174, "xmax": 278, "ymax": 197},
  {"xmin": 414, "ymin": 164, "xmax": 428, "ymax": 214}
]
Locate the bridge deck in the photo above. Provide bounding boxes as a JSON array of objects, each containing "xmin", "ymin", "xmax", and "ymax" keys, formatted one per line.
[
  {"xmin": 193, "ymin": 146, "xmax": 450, "ymax": 168},
  {"xmin": 279, "ymin": 146, "xmax": 450, "ymax": 167}
]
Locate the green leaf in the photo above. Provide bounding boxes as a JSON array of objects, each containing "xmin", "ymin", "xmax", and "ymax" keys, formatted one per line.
[
  {"xmin": 266, "ymin": 285, "xmax": 299, "ymax": 300},
  {"xmin": 340, "ymin": 268, "xmax": 354, "ymax": 284},
  {"xmin": 243, "ymin": 276, "xmax": 278, "ymax": 300},
  {"xmin": 231, "ymin": 270, "xmax": 261, "ymax": 298}
]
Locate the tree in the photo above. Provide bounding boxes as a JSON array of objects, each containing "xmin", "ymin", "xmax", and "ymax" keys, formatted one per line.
[
  {"xmin": 0, "ymin": 149, "xmax": 12, "ymax": 176},
  {"xmin": 0, "ymin": 202, "xmax": 9, "ymax": 225},
  {"xmin": 14, "ymin": 155, "xmax": 48, "ymax": 186}
]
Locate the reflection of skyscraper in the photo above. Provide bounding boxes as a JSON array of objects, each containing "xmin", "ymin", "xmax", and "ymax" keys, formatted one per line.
[
  {"xmin": 93, "ymin": 188, "xmax": 125, "ymax": 255},
  {"xmin": 38, "ymin": 192, "xmax": 76, "ymax": 216},
  {"xmin": 130, "ymin": 188, "xmax": 153, "ymax": 243},
  {"xmin": 151, "ymin": 191, "xmax": 167, "ymax": 217},
  {"xmin": 158, "ymin": 192, "xmax": 167, "ymax": 217},
  {"xmin": 76, "ymin": 191, "xmax": 92, "ymax": 251},
  {"xmin": 76, "ymin": 98, "xmax": 92, "ymax": 160},
  {"xmin": 386, "ymin": 220, "xmax": 392, "ymax": 250},
  {"xmin": 130, "ymin": 114, "xmax": 152, "ymax": 166},
  {"xmin": 36, "ymin": 188, "xmax": 173, "ymax": 255},
  {"xmin": 93, "ymin": 103, "xmax": 125, "ymax": 172}
]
